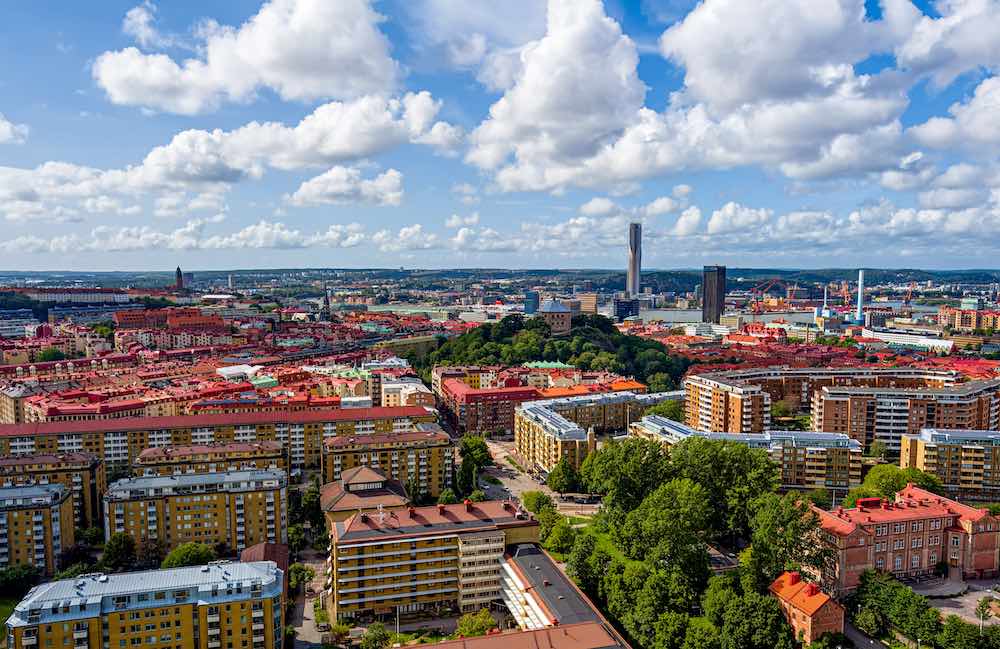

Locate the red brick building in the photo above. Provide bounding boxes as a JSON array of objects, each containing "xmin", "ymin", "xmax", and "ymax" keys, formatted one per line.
[
  {"xmin": 439, "ymin": 378, "xmax": 539, "ymax": 436},
  {"xmin": 769, "ymin": 571, "xmax": 844, "ymax": 645},
  {"xmin": 813, "ymin": 484, "xmax": 1000, "ymax": 596}
]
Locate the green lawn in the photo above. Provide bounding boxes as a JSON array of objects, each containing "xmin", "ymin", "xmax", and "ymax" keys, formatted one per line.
[{"xmin": 0, "ymin": 596, "xmax": 18, "ymax": 625}]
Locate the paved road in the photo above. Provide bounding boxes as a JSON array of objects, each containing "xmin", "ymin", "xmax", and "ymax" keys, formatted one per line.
[
  {"xmin": 483, "ymin": 440, "xmax": 600, "ymax": 517},
  {"xmin": 843, "ymin": 620, "xmax": 887, "ymax": 649},
  {"xmin": 291, "ymin": 550, "xmax": 329, "ymax": 649}
]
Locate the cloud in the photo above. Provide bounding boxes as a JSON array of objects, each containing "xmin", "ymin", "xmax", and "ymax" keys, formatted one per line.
[
  {"xmin": 451, "ymin": 183, "xmax": 480, "ymax": 205},
  {"xmin": 895, "ymin": 0, "xmax": 1000, "ymax": 89},
  {"xmin": 372, "ymin": 224, "xmax": 440, "ymax": 252},
  {"xmin": 445, "ymin": 212, "xmax": 480, "ymax": 228},
  {"xmin": 93, "ymin": 0, "xmax": 399, "ymax": 114},
  {"xmin": 287, "ymin": 167, "xmax": 403, "ymax": 207},
  {"xmin": 706, "ymin": 202, "xmax": 772, "ymax": 234},
  {"xmin": 579, "ymin": 197, "xmax": 618, "ymax": 216},
  {"xmin": 910, "ymin": 76, "xmax": 1000, "ymax": 150},
  {"xmin": 122, "ymin": 1, "xmax": 187, "ymax": 49},
  {"xmin": 671, "ymin": 206, "xmax": 701, "ymax": 236},
  {"xmin": 450, "ymin": 227, "xmax": 521, "ymax": 252},
  {"xmin": 0, "ymin": 93, "xmax": 455, "ymax": 221},
  {"xmin": 0, "ymin": 114, "xmax": 28, "ymax": 144},
  {"xmin": 465, "ymin": 0, "xmax": 917, "ymax": 194}
]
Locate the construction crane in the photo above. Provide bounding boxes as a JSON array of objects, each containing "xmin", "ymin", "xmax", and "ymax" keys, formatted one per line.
[
  {"xmin": 749, "ymin": 279, "xmax": 787, "ymax": 314},
  {"xmin": 903, "ymin": 281, "xmax": 916, "ymax": 305}
]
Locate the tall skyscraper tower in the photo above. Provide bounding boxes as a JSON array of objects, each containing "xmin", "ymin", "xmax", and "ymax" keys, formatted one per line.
[
  {"xmin": 627, "ymin": 223, "xmax": 642, "ymax": 297},
  {"xmin": 175, "ymin": 266, "xmax": 184, "ymax": 290},
  {"xmin": 856, "ymin": 269, "xmax": 865, "ymax": 322},
  {"xmin": 702, "ymin": 265, "xmax": 726, "ymax": 324}
]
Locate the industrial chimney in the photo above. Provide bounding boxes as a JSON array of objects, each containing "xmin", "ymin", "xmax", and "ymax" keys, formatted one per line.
[{"xmin": 855, "ymin": 269, "xmax": 865, "ymax": 322}]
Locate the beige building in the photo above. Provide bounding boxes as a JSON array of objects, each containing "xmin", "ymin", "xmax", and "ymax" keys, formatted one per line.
[
  {"xmin": 0, "ymin": 484, "xmax": 75, "ymax": 575},
  {"xmin": 104, "ymin": 470, "xmax": 287, "ymax": 553},
  {"xmin": 381, "ymin": 378, "xmax": 435, "ymax": 408},
  {"xmin": 133, "ymin": 441, "xmax": 288, "ymax": 477},
  {"xmin": 900, "ymin": 428, "xmax": 1000, "ymax": 500},
  {"xmin": 0, "ymin": 453, "xmax": 106, "ymax": 528},
  {"xmin": 326, "ymin": 500, "xmax": 539, "ymax": 620},
  {"xmin": 322, "ymin": 425, "xmax": 454, "ymax": 498},
  {"xmin": 5, "ymin": 561, "xmax": 284, "ymax": 649}
]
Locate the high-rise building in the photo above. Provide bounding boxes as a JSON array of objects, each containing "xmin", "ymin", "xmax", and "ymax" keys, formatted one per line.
[
  {"xmin": 0, "ymin": 453, "xmax": 106, "ymax": 528},
  {"xmin": 577, "ymin": 292, "xmax": 599, "ymax": 314},
  {"xmin": 523, "ymin": 291, "xmax": 540, "ymax": 315},
  {"xmin": 702, "ymin": 265, "xmax": 727, "ymax": 324},
  {"xmin": 627, "ymin": 223, "xmax": 641, "ymax": 297},
  {"xmin": 855, "ymin": 269, "xmax": 865, "ymax": 322},
  {"xmin": 4, "ymin": 561, "xmax": 285, "ymax": 649},
  {"xmin": 0, "ymin": 484, "xmax": 75, "ymax": 575},
  {"xmin": 175, "ymin": 266, "xmax": 184, "ymax": 290},
  {"xmin": 612, "ymin": 298, "xmax": 640, "ymax": 322},
  {"xmin": 327, "ymin": 500, "xmax": 539, "ymax": 619},
  {"xmin": 103, "ymin": 470, "xmax": 288, "ymax": 552}
]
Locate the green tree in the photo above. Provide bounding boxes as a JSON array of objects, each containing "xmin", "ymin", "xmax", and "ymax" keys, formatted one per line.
[
  {"xmin": 536, "ymin": 507, "xmax": 561, "ymax": 543},
  {"xmin": 469, "ymin": 488, "xmax": 487, "ymax": 502},
  {"xmin": 652, "ymin": 611, "xmax": 689, "ymax": 649},
  {"xmin": 853, "ymin": 608, "xmax": 884, "ymax": 637},
  {"xmin": 136, "ymin": 538, "xmax": 169, "ymax": 569},
  {"xmin": 437, "ymin": 488, "xmax": 459, "ymax": 504},
  {"xmin": 521, "ymin": 490, "xmax": 554, "ymax": 514},
  {"xmin": 720, "ymin": 591, "xmax": 794, "ymax": 649},
  {"xmin": 740, "ymin": 493, "xmax": 832, "ymax": 593},
  {"xmin": 681, "ymin": 617, "xmax": 721, "ymax": 649},
  {"xmin": 802, "ymin": 488, "xmax": 832, "ymax": 510},
  {"xmin": 359, "ymin": 622, "xmax": 391, "ymax": 649},
  {"xmin": 455, "ymin": 608, "xmax": 496, "ymax": 637},
  {"xmin": 301, "ymin": 479, "xmax": 325, "ymax": 531},
  {"xmin": 976, "ymin": 597, "xmax": 994, "ymax": 635},
  {"xmin": 579, "ymin": 437, "xmax": 672, "ymax": 517},
  {"xmin": 865, "ymin": 440, "xmax": 887, "ymax": 459},
  {"xmin": 617, "ymin": 478, "xmax": 709, "ymax": 562},
  {"xmin": 288, "ymin": 524, "xmax": 306, "ymax": 556},
  {"xmin": 938, "ymin": 615, "xmax": 980, "ymax": 649},
  {"xmin": 702, "ymin": 573, "xmax": 740, "ymax": 628},
  {"xmin": 566, "ymin": 533, "xmax": 600, "ymax": 598},
  {"xmin": 287, "ymin": 563, "xmax": 316, "ymax": 592},
  {"xmin": 102, "ymin": 532, "xmax": 137, "ymax": 571},
  {"xmin": 77, "ymin": 527, "xmax": 105, "ymax": 546},
  {"xmin": 459, "ymin": 434, "xmax": 493, "ymax": 469},
  {"xmin": 35, "ymin": 348, "xmax": 66, "ymax": 362},
  {"xmin": 0, "ymin": 564, "xmax": 41, "ymax": 598},
  {"xmin": 161, "ymin": 542, "xmax": 217, "ymax": 569},
  {"xmin": 806, "ymin": 632, "xmax": 855, "ymax": 649},
  {"xmin": 644, "ymin": 399, "xmax": 685, "ymax": 422},
  {"xmin": 859, "ymin": 464, "xmax": 943, "ymax": 500},
  {"xmin": 546, "ymin": 456, "xmax": 579, "ymax": 494},
  {"xmin": 544, "ymin": 517, "xmax": 577, "ymax": 554}
]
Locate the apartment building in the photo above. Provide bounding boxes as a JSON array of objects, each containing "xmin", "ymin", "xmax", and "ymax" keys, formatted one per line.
[
  {"xmin": 0, "ymin": 453, "xmax": 106, "ymax": 528},
  {"xmin": 0, "ymin": 406, "xmax": 437, "ymax": 472},
  {"xmin": 938, "ymin": 306, "xmax": 1000, "ymax": 333},
  {"xmin": 900, "ymin": 428, "xmax": 1000, "ymax": 500},
  {"xmin": 4, "ymin": 561, "xmax": 284, "ymax": 649},
  {"xmin": 630, "ymin": 416, "xmax": 862, "ymax": 494},
  {"xmin": 0, "ymin": 484, "xmax": 75, "ymax": 575},
  {"xmin": 812, "ymin": 484, "xmax": 1000, "ymax": 596},
  {"xmin": 514, "ymin": 391, "xmax": 673, "ymax": 473},
  {"xmin": 439, "ymin": 379, "xmax": 539, "ymax": 437},
  {"xmin": 104, "ymin": 470, "xmax": 287, "ymax": 553},
  {"xmin": 133, "ymin": 442, "xmax": 288, "ymax": 477},
  {"xmin": 769, "ymin": 572, "xmax": 844, "ymax": 645},
  {"xmin": 380, "ymin": 378, "xmax": 435, "ymax": 408},
  {"xmin": 326, "ymin": 500, "xmax": 539, "ymax": 620},
  {"xmin": 321, "ymin": 425, "xmax": 454, "ymax": 498},
  {"xmin": 812, "ymin": 379, "xmax": 1000, "ymax": 452}
]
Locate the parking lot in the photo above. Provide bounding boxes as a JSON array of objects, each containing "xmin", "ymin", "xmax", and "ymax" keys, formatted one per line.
[{"xmin": 931, "ymin": 578, "xmax": 1000, "ymax": 626}]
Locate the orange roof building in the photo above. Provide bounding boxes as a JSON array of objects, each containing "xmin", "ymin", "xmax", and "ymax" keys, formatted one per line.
[{"xmin": 769, "ymin": 572, "xmax": 843, "ymax": 645}]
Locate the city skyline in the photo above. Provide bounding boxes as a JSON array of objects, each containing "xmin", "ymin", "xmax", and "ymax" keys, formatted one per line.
[{"xmin": 1, "ymin": 1, "xmax": 1000, "ymax": 270}]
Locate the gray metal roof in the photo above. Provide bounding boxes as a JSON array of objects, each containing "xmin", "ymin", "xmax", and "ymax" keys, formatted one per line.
[
  {"xmin": 0, "ymin": 483, "xmax": 68, "ymax": 508},
  {"xmin": 105, "ymin": 469, "xmax": 285, "ymax": 500}
]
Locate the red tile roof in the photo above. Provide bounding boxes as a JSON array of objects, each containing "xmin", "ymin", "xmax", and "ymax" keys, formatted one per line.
[
  {"xmin": 136, "ymin": 441, "xmax": 284, "ymax": 461},
  {"xmin": 420, "ymin": 623, "xmax": 622, "ymax": 649},
  {"xmin": 323, "ymin": 428, "xmax": 452, "ymax": 450},
  {"xmin": 769, "ymin": 571, "xmax": 836, "ymax": 617}
]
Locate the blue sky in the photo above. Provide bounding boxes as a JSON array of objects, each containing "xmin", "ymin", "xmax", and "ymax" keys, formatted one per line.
[{"xmin": 0, "ymin": 0, "xmax": 998, "ymax": 271}]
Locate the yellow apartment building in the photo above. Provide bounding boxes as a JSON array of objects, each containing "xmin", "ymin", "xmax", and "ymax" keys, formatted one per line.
[
  {"xmin": 326, "ymin": 500, "xmax": 538, "ymax": 621},
  {"xmin": 0, "ymin": 453, "xmax": 106, "ymax": 528},
  {"xmin": 0, "ymin": 484, "xmax": 75, "ymax": 576},
  {"xmin": 900, "ymin": 428, "xmax": 1000, "ymax": 500},
  {"xmin": 4, "ymin": 561, "xmax": 284, "ymax": 649},
  {"xmin": 321, "ymin": 425, "xmax": 454, "ymax": 498},
  {"xmin": 104, "ymin": 470, "xmax": 287, "ymax": 553},
  {"xmin": 133, "ymin": 442, "xmax": 288, "ymax": 477},
  {"xmin": 0, "ymin": 406, "xmax": 437, "ymax": 473}
]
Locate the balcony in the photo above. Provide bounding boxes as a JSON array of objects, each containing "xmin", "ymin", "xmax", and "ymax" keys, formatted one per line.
[
  {"xmin": 252, "ymin": 624, "xmax": 265, "ymax": 632},
  {"xmin": 73, "ymin": 631, "xmax": 88, "ymax": 640},
  {"xmin": 252, "ymin": 610, "xmax": 264, "ymax": 619},
  {"xmin": 21, "ymin": 637, "xmax": 37, "ymax": 646},
  {"xmin": 207, "ymin": 614, "xmax": 220, "ymax": 623}
]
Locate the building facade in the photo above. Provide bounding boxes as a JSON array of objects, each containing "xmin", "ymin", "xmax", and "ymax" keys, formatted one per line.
[
  {"xmin": 0, "ymin": 453, "xmax": 106, "ymax": 528},
  {"xmin": 702, "ymin": 265, "xmax": 726, "ymax": 324},
  {"xmin": 133, "ymin": 442, "xmax": 288, "ymax": 477},
  {"xmin": 900, "ymin": 428, "xmax": 1000, "ymax": 501},
  {"xmin": 630, "ymin": 416, "xmax": 863, "ymax": 495},
  {"xmin": 0, "ymin": 407, "xmax": 437, "ymax": 472},
  {"xmin": 813, "ymin": 484, "xmax": 1000, "ymax": 596},
  {"xmin": 321, "ymin": 426, "xmax": 454, "ymax": 498},
  {"xmin": 0, "ymin": 484, "xmax": 75, "ymax": 575},
  {"xmin": 4, "ymin": 561, "xmax": 284, "ymax": 649},
  {"xmin": 104, "ymin": 470, "xmax": 287, "ymax": 553},
  {"xmin": 769, "ymin": 572, "xmax": 844, "ymax": 645},
  {"xmin": 326, "ymin": 500, "xmax": 539, "ymax": 620}
]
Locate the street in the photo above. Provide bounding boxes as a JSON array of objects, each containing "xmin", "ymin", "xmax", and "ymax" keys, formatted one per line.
[{"xmin": 483, "ymin": 439, "xmax": 600, "ymax": 517}]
